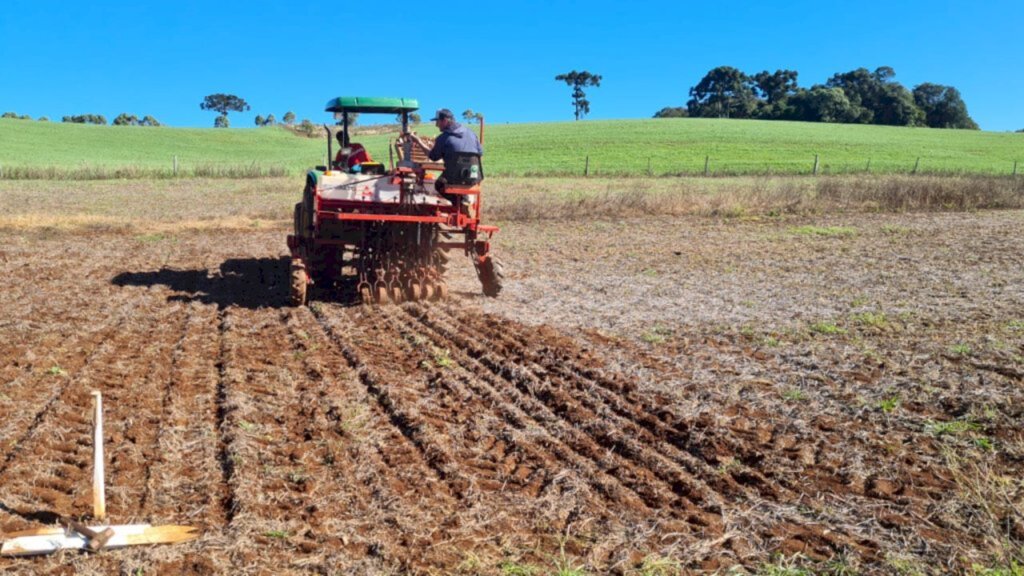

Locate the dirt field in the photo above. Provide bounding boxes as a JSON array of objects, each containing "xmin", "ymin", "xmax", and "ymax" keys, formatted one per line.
[{"xmin": 0, "ymin": 180, "xmax": 1022, "ymax": 574}]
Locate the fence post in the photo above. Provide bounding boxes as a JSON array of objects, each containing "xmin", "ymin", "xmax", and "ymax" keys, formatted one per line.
[
  {"xmin": 866, "ymin": 159, "xmax": 871, "ymax": 173},
  {"xmin": 812, "ymin": 154, "xmax": 819, "ymax": 175},
  {"xmin": 703, "ymin": 155, "xmax": 710, "ymax": 177},
  {"xmin": 584, "ymin": 155, "xmax": 590, "ymax": 177},
  {"xmin": 912, "ymin": 157, "xmax": 920, "ymax": 174},
  {"xmin": 1014, "ymin": 161, "xmax": 1018, "ymax": 177},
  {"xmin": 647, "ymin": 157, "xmax": 652, "ymax": 176},
  {"xmin": 173, "ymin": 155, "xmax": 178, "ymax": 176}
]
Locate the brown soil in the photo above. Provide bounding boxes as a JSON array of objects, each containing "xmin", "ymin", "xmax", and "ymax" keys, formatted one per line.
[{"xmin": 1, "ymin": 209, "xmax": 1022, "ymax": 574}]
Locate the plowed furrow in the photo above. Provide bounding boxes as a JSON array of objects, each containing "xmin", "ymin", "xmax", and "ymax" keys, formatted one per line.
[
  {"xmin": 99, "ymin": 303, "xmax": 191, "ymax": 519},
  {"xmin": 310, "ymin": 305, "xmax": 469, "ymax": 500},
  {"xmin": 434, "ymin": 308, "xmax": 875, "ymax": 558},
  {"xmin": 382, "ymin": 307, "xmax": 646, "ymax": 511},
  {"xmin": 0, "ymin": 316, "xmax": 126, "ymax": 469},
  {"xmin": 281, "ymin": 307, "xmax": 415, "ymax": 568},
  {"xmin": 446, "ymin": 306, "xmax": 789, "ymax": 500},
  {"xmin": 215, "ymin": 306, "xmax": 412, "ymax": 570},
  {"xmin": 396, "ymin": 306, "xmax": 721, "ymax": 534},
  {"xmin": 141, "ymin": 301, "xmax": 228, "ymax": 529},
  {"xmin": 0, "ymin": 303, "xmax": 180, "ymax": 529},
  {"xmin": 444, "ymin": 305, "xmax": 778, "ymax": 498},
  {"xmin": 372, "ymin": 308, "xmax": 558, "ymax": 495}
]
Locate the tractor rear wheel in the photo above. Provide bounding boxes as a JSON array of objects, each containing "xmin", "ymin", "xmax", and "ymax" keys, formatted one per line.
[
  {"xmin": 289, "ymin": 260, "xmax": 308, "ymax": 306},
  {"xmin": 476, "ymin": 256, "xmax": 504, "ymax": 297}
]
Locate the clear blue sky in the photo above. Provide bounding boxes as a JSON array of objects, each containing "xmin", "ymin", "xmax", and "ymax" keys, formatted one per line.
[{"xmin": 2, "ymin": 0, "xmax": 1022, "ymax": 131}]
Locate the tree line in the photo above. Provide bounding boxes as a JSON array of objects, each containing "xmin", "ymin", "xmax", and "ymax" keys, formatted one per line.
[
  {"xmin": 655, "ymin": 66, "xmax": 978, "ymax": 129},
  {"xmin": 2, "ymin": 112, "xmax": 162, "ymax": 125}
]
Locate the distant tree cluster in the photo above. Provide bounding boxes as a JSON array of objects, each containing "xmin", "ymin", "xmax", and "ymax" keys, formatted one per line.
[
  {"xmin": 652, "ymin": 107, "xmax": 688, "ymax": 118},
  {"xmin": 461, "ymin": 109, "xmax": 484, "ymax": 122},
  {"xmin": 112, "ymin": 113, "xmax": 161, "ymax": 126},
  {"xmin": 2, "ymin": 112, "xmax": 32, "ymax": 120},
  {"xmin": 662, "ymin": 66, "xmax": 977, "ymax": 129},
  {"xmin": 62, "ymin": 114, "xmax": 108, "ymax": 125}
]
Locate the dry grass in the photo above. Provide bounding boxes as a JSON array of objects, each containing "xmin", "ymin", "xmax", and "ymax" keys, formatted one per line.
[
  {"xmin": 0, "ymin": 164, "xmax": 288, "ymax": 180},
  {"xmin": 0, "ymin": 174, "xmax": 1020, "ymax": 234},
  {"xmin": 487, "ymin": 175, "xmax": 1024, "ymax": 221}
]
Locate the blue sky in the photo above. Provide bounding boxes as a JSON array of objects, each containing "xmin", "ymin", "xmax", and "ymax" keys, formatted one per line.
[{"xmin": 2, "ymin": 0, "xmax": 1022, "ymax": 131}]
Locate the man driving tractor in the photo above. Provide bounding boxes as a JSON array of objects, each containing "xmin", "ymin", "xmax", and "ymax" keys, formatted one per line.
[{"xmin": 334, "ymin": 131, "xmax": 371, "ymax": 170}]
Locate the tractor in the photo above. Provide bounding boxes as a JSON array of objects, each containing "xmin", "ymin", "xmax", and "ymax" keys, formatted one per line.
[{"xmin": 287, "ymin": 96, "xmax": 503, "ymax": 306}]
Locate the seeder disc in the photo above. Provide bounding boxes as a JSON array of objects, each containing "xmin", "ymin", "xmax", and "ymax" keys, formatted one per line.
[{"xmin": 374, "ymin": 284, "xmax": 390, "ymax": 304}]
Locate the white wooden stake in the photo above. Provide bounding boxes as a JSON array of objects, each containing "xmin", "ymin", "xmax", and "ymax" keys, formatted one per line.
[{"xmin": 92, "ymin": 391, "xmax": 106, "ymax": 522}]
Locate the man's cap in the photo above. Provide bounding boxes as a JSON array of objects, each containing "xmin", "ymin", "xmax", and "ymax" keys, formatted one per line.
[{"xmin": 430, "ymin": 108, "xmax": 454, "ymax": 121}]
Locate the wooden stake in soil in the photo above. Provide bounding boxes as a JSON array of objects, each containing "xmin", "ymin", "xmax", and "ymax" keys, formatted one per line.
[{"xmin": 92, "ymin": 391, "xmax": 106, "ymax": 522}]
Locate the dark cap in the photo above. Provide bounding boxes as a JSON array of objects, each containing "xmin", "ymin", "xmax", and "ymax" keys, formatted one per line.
[{"xmin": 430, "ymin": 108, "xmax": 454, "ymax": 121}]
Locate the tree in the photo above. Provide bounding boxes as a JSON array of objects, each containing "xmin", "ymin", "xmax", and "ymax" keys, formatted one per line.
[
  {"xmin": 200, "ymin": 93, "xmax": 249, "ymax": 127},
  {"xmin": 62, "ymin": 114, "xmax": 106, "ymax": 124},
  {"xmin": 1, "ymin": 112, "xmax": 17, "ymax": 119},
  {"xmin": 38, "ymin": 116, "xmax": 49, "ymax": 122},
  {"xmin": 139, "ymin": 115, "xmax": 161, "ymax": 127},
  {"xmin": 824, "ymin": 66, "xmax": 925, "ymax": 125},
  {"xmin": 687, "ymin": 66, "xmax": 757, "ymax": 119},
  {"xmin": 264, "ymin": 113, "xmax": 276, "ymax": 126},
  {"xmin": 912, "ymin": 83, "xmax": 978, "ymax": 129},
  {"xmin": 652, "ymin": 107, "xmax": 688, "ymax": 118},
  {"xmin": 283, "ymin": 111, "xmax": 296, "ymax": 125},
  {"xmin": 395, "ymin": 112, "xmax": 422, "ymax": 125},
  {"xmin": 751, "ymin": 69, "xmax": 799, "ymax": 119},
  {"xmin": 752, "ymin": 69, "xmax": 799, "ymax": 104},
  {"xmin": 785, "ymin": 87, "xmax": 859, "ymax": 123},
  {"xmin": 555, "ymin": 70, "xmax": 602, "ymax": 120},
  {"xmin": 254, "ymin": 115, "xmax": 265, "ymax": 127},
  {"xmin": 297, "ymin": 119, "xmax": 316, "ymax": 137},
  {"xmin": 113, "ymin": 113, "xmax": 140, "ymax": 126}
]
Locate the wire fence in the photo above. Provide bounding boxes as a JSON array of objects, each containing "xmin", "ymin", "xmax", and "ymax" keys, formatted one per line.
[{"xmin": 0, "ymin": 155, "xmax": 1019, "ymax": 180}]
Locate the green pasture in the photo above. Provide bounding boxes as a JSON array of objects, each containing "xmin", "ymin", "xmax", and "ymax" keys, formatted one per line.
[{"xmin": 0, "ymin": 117, "xmax": 1021, "ymax": 178}]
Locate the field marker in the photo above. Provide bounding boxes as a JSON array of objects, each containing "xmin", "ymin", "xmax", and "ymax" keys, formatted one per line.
[
  {"xmin": 584, "ymin": 155, "xmax": 590, "ymax": 177},
  {"xmin": 1013, "ymin": 160, "xmax": 1018, "ymax": 177},
  {"xmin": 704, "ymin": 155, "xmax": 710, "ymax": 176},
  {"xmin": 92, "ymin": 391, "xmax": 105, "ymax": 522},
  {"xmin": 0, "ymin": 391, "xmax": 198, "ymax": 556},
  {"xmin": 813, "ymin": 154, "xmax": 819, "ymax": 175},
  {"xmin": 913, "ymin": 157, "xmax": 920, "ymax": 174}
]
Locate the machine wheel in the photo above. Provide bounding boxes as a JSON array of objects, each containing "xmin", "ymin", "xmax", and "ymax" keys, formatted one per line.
[
  {"xmin": 359, "ymin": 284, "xmax": 373, "ymax": 305},
  {"xmin": 374, "ymin": 284, "xmax": 390, "ymax": 304},
  {"xmin": 476, "ymin": 256, "xmax": 504, "ymax": 297},
  {"xmin": 435, "ymin": 282, "xmax": 449, "ymax": 301},
  {"xmin": 289, "ymin": 261, "xmax": 308, "ymax": 307},
  {"xmin": 390, "ymin": 284, "xmax": 404, "ymax": 304},
  {"xmin": 407, "ymin": 281, "xmax": 422, "ymax": 302}
]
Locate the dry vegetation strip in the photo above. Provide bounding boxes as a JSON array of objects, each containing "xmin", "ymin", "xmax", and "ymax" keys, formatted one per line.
[{"xmin": 0, "ymin": 175, "xmax": 1021, "ymax": 235}]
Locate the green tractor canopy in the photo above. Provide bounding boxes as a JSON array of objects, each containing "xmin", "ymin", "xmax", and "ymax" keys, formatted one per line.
[{"xmin": 324, "ymin": 96, "xmax": 419, "ymax": 114}]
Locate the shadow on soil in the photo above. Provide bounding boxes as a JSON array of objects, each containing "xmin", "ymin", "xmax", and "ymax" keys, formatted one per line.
[
  {"xmin": 112, "ymin": 257, "xmax": 293, "ymax": 309},
  {"xmin": 112, "ymin": 257, "xmax": 362, "ymax": 309}
]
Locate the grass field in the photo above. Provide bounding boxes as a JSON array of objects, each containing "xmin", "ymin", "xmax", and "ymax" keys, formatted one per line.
[{"xmin": 1, "ymin": 116, "xmax": 1021, "ymax": 178}]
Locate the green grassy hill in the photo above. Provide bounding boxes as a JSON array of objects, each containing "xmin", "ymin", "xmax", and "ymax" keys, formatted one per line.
[{"xmin": 1, "ymin": 117, "xmax": 1020, "ymax": 178}]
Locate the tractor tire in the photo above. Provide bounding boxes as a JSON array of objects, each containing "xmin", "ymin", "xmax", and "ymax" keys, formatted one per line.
[
  {"xmin": 289, "ymin": 261, "xmax": 308, "ymax": 307},
  {"xmin": 476, "ymin": 256, "xmax": 504, "ymax": 298}
]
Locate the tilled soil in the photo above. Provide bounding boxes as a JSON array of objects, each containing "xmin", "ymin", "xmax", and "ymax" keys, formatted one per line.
[{"xmin": 0, "ymin": 211, "xmax": 1022, "ymax": 575}]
